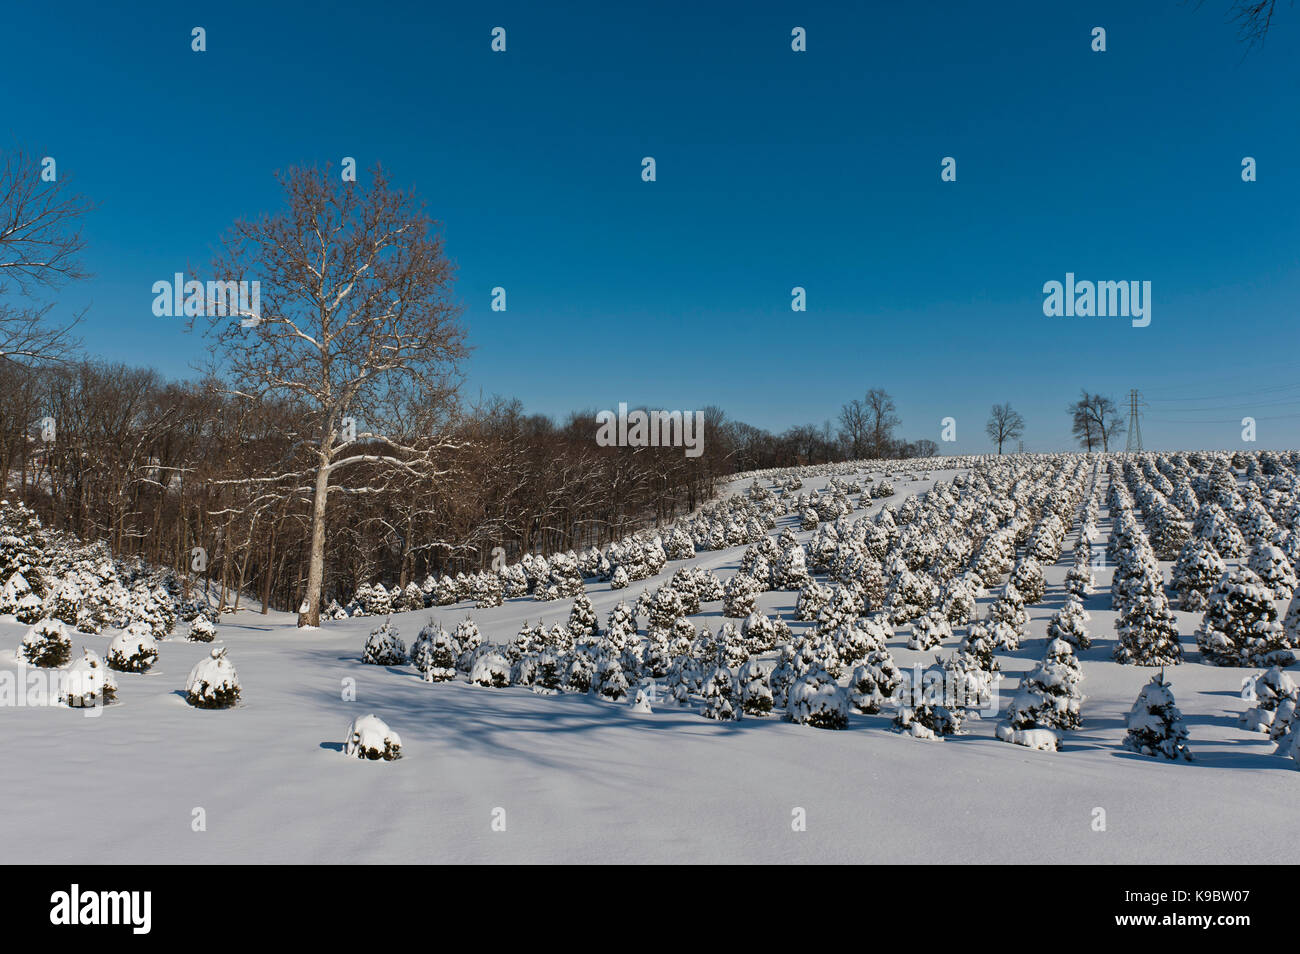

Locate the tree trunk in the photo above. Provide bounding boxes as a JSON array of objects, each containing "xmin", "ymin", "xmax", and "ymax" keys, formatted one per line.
[{"xmin": 298, "ymin": 451, "xmax": 331, "ymax": 627}]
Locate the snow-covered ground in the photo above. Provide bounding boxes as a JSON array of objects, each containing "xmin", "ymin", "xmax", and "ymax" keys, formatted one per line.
[{"xmin": 2, "ymin": 466, "xmax": 1293, "ymax": 864}]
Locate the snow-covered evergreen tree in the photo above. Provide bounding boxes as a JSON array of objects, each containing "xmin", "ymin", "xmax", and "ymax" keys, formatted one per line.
[
  {"xmin": 1247, "ymin": 542, "xmax": 1298, "ymax": 601},
  {"xmin": 785, "ymin": 667, "xmax": 849, "ymax": 729},
  {"xmin": 18, "ymin": 617, "xmax": 72, "ymax": 667},
  {"xmin": 595, "ymin": 655, "xmax": 629, "ymax": 701},
  {"xmin": 1010, "ymin": 557, "xmax": 1046, "ymax": 605},
  {"xmin": 188, "ymin": 615, "xmax": 218, "ymax": 643},
  {"xmin": 567, "ymin": 592, "xmax": 599, "ymax": 643},
  {"xmin": 1171, "ymin": 538, "xmax": 1225, "ymax": 612},
  {"xmin": 1240, "ymin": 666, "xmax": 1299, "ymax": 733},
  {"xmin": 185, "ymin": 647, "xmax": 241, "ymax": 708},
  {"xmin": 106, "ymin": 622, "xmax": 159, "ymax": 673},
  {"xmin": 469, "ymin": 651, "xmax": 511, "ymax": 687},
  {"xmin": 1123, "ymin": 672, "xmax": 1192, "ymax": 760},
  {"xmin": 1046, "ymin": 597, "xmax": 1092, "ymax": 650},
  {"xmin": 1195, "ymin": 566, "xmax": 1289, "ymax": 666},
  {"xmin": 848, "ymin": 647, "xmax": 902, "ymax": 714},
  {"xmin": 737, "ymin": 657, "xmax": 774, "ymax": 715},
  {"xmin": 1004, "ymin": 638, "xmax": 1084, "ymax": 731},
  {"xmin": 362, "ymin": 619, "xmax": 407, "ymax": 666},
  {"xmin": 906, "ymin": 610, "xmax": 952, "ymax": 651},
  {"xmin": 411, "ymin": 621, "xmax": 459, "ymax": 682},
  {"xmin": 1114, "ymin": 592, "xmax": 1183, "ymax": 666},
  {"xmin": 700, "ymin": 660, "xmax": 741, "ymax": 721},
  {"xmin": 564, "ymin": 647, "xmax": 598, "ymax": 692}
]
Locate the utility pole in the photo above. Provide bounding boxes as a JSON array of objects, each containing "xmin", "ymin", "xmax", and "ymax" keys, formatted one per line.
[{"xmin": 1125, "ymin": 389, "xmax": 1144, "ymax": 453}]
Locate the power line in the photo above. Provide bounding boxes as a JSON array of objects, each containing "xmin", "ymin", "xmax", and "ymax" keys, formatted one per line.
[{"xmin": 1147, "ymin": 382, "xmax": 1300, "ymax": 403}]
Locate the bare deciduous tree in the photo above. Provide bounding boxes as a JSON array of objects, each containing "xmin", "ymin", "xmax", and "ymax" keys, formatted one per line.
[
  {"xmin": 0, "ymin": 149, "xmax": 91, "ymax": 365},
  {"xmin": 985, "ymin": 402, "xmax": 1025, "ymax": 454},
  {"xmin": 1071, "ymin": 391, "xmax": 1126, "ymax": 452},
  {"xmin": 204, "ymin": 164, "xmax": 468, "ymax": 626},
  {"xmin": 863, "ymin": 388, "xmax": 900, "ymax": 457}
]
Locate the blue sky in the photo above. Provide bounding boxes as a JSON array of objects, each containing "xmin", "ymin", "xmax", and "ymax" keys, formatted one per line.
[{"xmin": 5, "ymin": 0, "xmax": 1299, "ymax": 452}]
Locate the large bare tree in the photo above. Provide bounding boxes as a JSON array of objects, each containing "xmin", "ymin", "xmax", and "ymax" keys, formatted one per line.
[
  {"xmin": 204, "ymin": 164, "xmax": 467, "ymax": 626},
  {"xmin": 1071, "ymin": 391, "xmax": 1125, "ymax": 452}
]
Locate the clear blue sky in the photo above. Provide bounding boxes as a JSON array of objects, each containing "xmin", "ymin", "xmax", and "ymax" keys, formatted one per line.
[{"xmin": 5, "ymin": 0, "xmax": 1299, "ymax": 453}]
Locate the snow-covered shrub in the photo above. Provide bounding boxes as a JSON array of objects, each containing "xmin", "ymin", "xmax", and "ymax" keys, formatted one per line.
[
  {"xmin": 362, "ymin": 620, "xmax": 407, "ymax": 666},
  {"xmin": 343, "ymin": 714, "xmax": 402, "ymax": 760},
  {"xmin": 1123, "ymin": 673, "xmax": 1191, "ymax": 761},
  {"xmin": 60, "ymin": 649, "xmax": 116, "ymax": 707},
  {"xmin": 892, "ymin": 702, "xmax": 964, "ymax": 739},
  {"xmin": 185, "ymin": 647, "xmax": 241, "ymax": 708},
  {"xmin": 106, "ymin": 622, "xmax": 159, "ymax": 673},
  {"xmin": 469, "ymin": 651, "xmax": 511, "ymax": 687},
  {"xmin": 18, "ymin": 617, "xmax": 72, "ymax": 668},
  {"xmin": 1240, "ymin": 666, "xmax": 1298, "ymax": 733},
  {"xmin": 187, "ymin": 615, "xmax": 217, "ymax": 643},
  {"xmin": 995, "ymin": 725, "xmax": 1060, "ymax": 752},
  {"xmin": 785, "ymin": 668, "xmax": 849, "ymax": 729}
]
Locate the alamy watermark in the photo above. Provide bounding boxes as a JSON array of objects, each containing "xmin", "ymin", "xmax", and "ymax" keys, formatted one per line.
[
  {"xmin": 1042, "ymin": 272, "xmax": 1150, "ymax": 327},
  {"xmin": 152, "ymin": 273, "xmax": 262, "ymax": 326},
  {"xmin": 595, "ymin": 403, "xmax": 705, "ymax": 458}
]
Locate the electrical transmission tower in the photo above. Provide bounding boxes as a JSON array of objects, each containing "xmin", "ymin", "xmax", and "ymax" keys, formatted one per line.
[{"xmin": 1125, "ymin": 389, "xmax": 1144, "ymax": 453}]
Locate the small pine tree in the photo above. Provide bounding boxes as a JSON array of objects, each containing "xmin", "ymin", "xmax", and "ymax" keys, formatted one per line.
[
  {"xmin": 362, "ymin": 619, "xmax": 408, "ymax": 665},
  {"xmin": 1004, "ymin": 638, "xmax": 1084, "ymax": 731},
  {"xmin": 1123, "ymin": 672, "xmax": 1192, "ymax": 760},
  {"xmin": 1046, "ymin": 597, "xmax": 1092, "ymax": 650},
  {"xmin": 737, "ymin": 657, "xmax": 774, "ymax": 715},
  {"xmin": 701, "ymin": 661, "xmax": 741, "ymax": 721},
  {"xmin": 1010, "ymin": 557, "xmax": 1046, "ymax": 604},
  {"xmin": 567, "ymin": 592, "xmax": 600, "ymax": 643},
  {"xmin": 785, "ymin": 667, "xmax": 849, "ymax": 729},
  {"xmin": 18, "ymin": 617, "xmax": 72, "ymax": 668},
  {"xmin": 848, "ymin": 647, "xmax": 902, "ymax": 714},
  {"xmin": 1114, "ymin": 592, "xmax": 1183, "ymax": 666}
]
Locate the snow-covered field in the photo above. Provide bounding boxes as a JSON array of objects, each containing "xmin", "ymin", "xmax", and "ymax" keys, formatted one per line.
[{"xmin": 2, "ymin": 464, "xmax": 1294, "ymax": 864}]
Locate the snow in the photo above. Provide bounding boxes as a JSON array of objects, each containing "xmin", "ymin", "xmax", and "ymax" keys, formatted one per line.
[{"xmin": 1, "ymin": 464, "xmax": 1297, "ymax": 862}]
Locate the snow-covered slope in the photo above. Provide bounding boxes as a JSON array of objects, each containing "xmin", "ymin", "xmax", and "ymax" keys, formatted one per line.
[{"xmin": 1, "ymin": 463, "xmax": 1294, "ymax": 863}]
